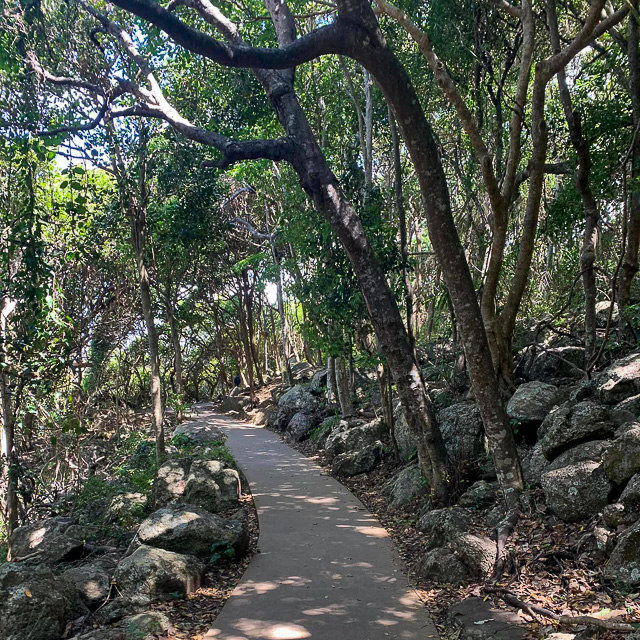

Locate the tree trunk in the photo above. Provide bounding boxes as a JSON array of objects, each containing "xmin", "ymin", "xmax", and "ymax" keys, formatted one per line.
[
  {"xmin": 327, "ymin": 356, "xmax": 337, "ymax": 404},
  {"xmin": 335, "ymin": 356, "xmax": 354, "ymax": 417},
  {"xmin": 1, "ymin": 297, "xmax": 19, "ymax": 545},
  {"xmin": 547, "ymin": 0, "xmax": 599, "ymax": 364},
  {"xmin": 165, "ymin": 285, "xmax": 184, "ymax": 421},
  {"xmin": 621, "ymin": 2, "xmax": 640, "ymax": 315}
]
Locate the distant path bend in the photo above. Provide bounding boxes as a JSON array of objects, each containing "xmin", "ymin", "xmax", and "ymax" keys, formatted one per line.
[{"xmin": 194, "ymin": 411, "xmax": 437, "ymax": 640}]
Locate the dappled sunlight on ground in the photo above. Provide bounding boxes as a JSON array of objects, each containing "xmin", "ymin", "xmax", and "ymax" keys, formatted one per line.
[{"xmin": 202, "ymin": 412, "xmax": 435, "ymax": 640}]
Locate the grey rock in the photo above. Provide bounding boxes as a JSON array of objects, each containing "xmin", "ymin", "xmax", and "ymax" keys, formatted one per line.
[
  {"xmin": 530, "ymin": 346, "xmax": 586, "ymax": 385},
  {"xmin": 331, "ymin": 441, "xmax": 382, "ymax": 477},
  {"xmin": 594, "ymin": 352, "xmax": 640, "ymax": 404},
  {"xmin": 458, "ymin": 480, "xmax": 498, "ymax": 510},
  {"xmin": 268, "ymin": 407, "xmax": 294, "ymax": 431},
  {"xmin": 507, "ymin": 381, "xmax": 559, "ymax": 426},
  {"xmin": 184, "ymin": 459, "xmax": 241, "ymax": 512},
  {"xmin": 173, "ymin": 421, "xmax": 226, "ymax": 444},
  {"xmin": 62, "ymin": 562, "xmax": 111, "ymax": 608},
  {"xmin": 252, "ymin": 405, "xmax": 277, "ymax": 426},
  {"xmin": 309, "ymin": 369, "xmax": 328, "ymax": 394},
  {"xmin": 392, "ymin": 403, "xmax": 417, "ymax": 461},
  {"xmin": 615, "ymin": 393, "xmax": 640, "ymax": 418},
  {"xmin": 324, "ymin": 418, "xmax": 386, "ymax": 462},
  {"xmin": 290, "ymin": 361, "xmax": 314, "ymax": 382},
  {"xmin": 595, "ymin": 301, "xmax": 619, "ymax": 328},
  {"xmin": 0, "ymin": 563, "xmax": 89, "ymax": 640},
  {"xmin": 519, "ymin": 442, "xmax": 549, "ymax": 486},
  {"xmin": 217, "ymin": 396, "xmax": 246, "ymax": 415},
  {"xmin": 123, "ymin": 611, "xmax": 173, "ymax": 639},
  {"xmin": 605, "ymin": 519, "xmax": 640, "ymax": 586},
  {"xmin": 128, "ymin": 504, "xmax": 247, "ymax": 562},
  {"xmin": 417, "ymin": 507, "xmax": 472, "ymax": 549},
  {"xmin": 286, "ymin": 412, "xmax": 319, "ymax": 442},
  {"xmin": 540, "ymin": 441, "xmax": 611, "ymax": 521},
  {"xmin": 449, "ymin": 533, "xmax": 496, "ymax": 579},
  {"xmin": 9, "ymin": 517, "xmax": 85, "ymax": 564},
  {"xmin": 621, "ymin": 473, "xmax": 640, "ymax": 511},
  {"xmin": 152, "ymin": 458, "xmax": 192, "ymax": 508},
  {"xmin": 69, "ymin": 631, "xmax": 125, "ymax": 640},
  {"xmin": 447, "ymin": 597, "xmax": 526, "ymax": 640},
  {"xmin": 415, "ymin": 547, "xmax": 470, "ymax": 583},
  {"xmin": 603, "ymin": 424, "xmax": 640, "ymax": 484},
  {"xmin": 112, "ymin": 545, "xmax": 204, "ymax": 603},
  {"xmin": 381, "ymin": 465, "xmax": 427, "ymax": 508},
  {"xmin": 603, "ymin": 503, "xmax": 638, "ymax": 528},
  {"xmin": 540, "ymin": 401, "xmax": 619, "ymax": 460},
  {"xmin": 278, "ymin": 384, "xmax": 318, "ymax": 413},
  {"xmin": 437, "ymin": 403, "xmax": 484, "ymax": 465}
]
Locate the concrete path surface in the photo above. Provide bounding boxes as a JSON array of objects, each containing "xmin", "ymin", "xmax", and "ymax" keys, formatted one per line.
[{"xmin": 190, "ymin": 411, "xmax": 437, "ymax": 640}]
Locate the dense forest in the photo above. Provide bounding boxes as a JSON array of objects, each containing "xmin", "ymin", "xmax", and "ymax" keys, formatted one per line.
[{"xmin": 2, "ymin": 0, "xmax": 640, "ymax": 637}]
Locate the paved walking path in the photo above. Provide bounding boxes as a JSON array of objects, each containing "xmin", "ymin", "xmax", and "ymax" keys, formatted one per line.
[{"xmin": 189, "ymin": 410, "xmax": 437, "ymax": 640}]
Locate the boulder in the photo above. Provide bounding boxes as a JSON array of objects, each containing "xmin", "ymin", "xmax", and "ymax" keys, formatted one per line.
[
  {"xmin": 331, "ymin": 441, "xmax": 382, "ymax": 477},
  {"xmin": 519, "ymin": 442, "xmax": 549, "ymax": 486},
  {"xmin": 458, "ymin": 480, "xmax": 498, "ymax": 510},
  {"xmin": 540, "ymin": 441, "xmax": 611, "ymax": 522},
  {"xmin": 621, "ymin": 473, "xmax": 640, "ymax": 513},
  {"xmin": 529, "ymin": 346, "xmax": 586, "ymax": 384},
  {"xmin": 112, "ymin": 545, "xmax": 204, "ymax": 603},
  {"xmin": 506, "ymin": 381, "xmax": 559, "ymax": 427},
  {"xmin": 540, "ymin": 401, "xmax": 619, "ymax": 460},
  {"xmin": 217, "ymin": 396, "xmax": 246, "ymax": 415},
  {"xmin": 309, "ymin": 369, "xmax": 328, "ymax": 394},
  {"xmin": 9, "ymin": 517, "xmax": 85, "ymax": 564},
  {"xmin": 595, "ymin": 301, "xmax": 619, "ymax": 327},
  {"xmin": 392, "ymin": 403, "xmax": 417, "ymax": 461},
  {"xmin": 268, "ymin": 407, "xmax": 294, "ymax": 431},
  {"xmin": 62, "ymin": 561, "xmax": 112, "ymax": 608},
  {"xmin": 324, "ymin": 418, "xmax": 386, "ymax": 462},
  {"xmin": 605, "ymin": 519, "xmax": 640, "ymax": 586},
  {"xmin": 278, "ymin": 384, "xmax": 318, "ymax": 413},
  {"xmin": 286, "ymin": 412, "xmax": 319, "ymax": 442},
  {"xmin": 290, "ymin": 361, "xmax": 314, "ymax": 382},
  {"xmin": 417, "ymin": 507, "xmax": 472, "ymax": 549},
  {"xmin": 603, "ymin": 503, "xmax": 638, "ymax": 528},
  {"xmin": 415, "ymin": 547, "xmax": 470, "ymax": 584},
  {"xmin": 437, "ymin": 403, "xmax": 484, "ymax": 465},
  {"xmin": 449, "ymin": 533, "xmax": 496, "ymax": 579},
  {"xmin": 616, "ymin": 393, "xmax": 640, "ymax": 418},
  {"xmin": 152, "ymin": 458, "xmax": 192, "ymax": 508},
  {"xmin": 172, "ymin": 421, "xmax": 225, "ymax": 444},
  {"xmin": 594, "ymin": 352, "xmax": 640, "ymax": 404},
  {"xmin": 123, "ymin": 611, "xmax": 173, "ymax": 638},
  {"xmin": 252, "ymin": 406, "xmax": 277, "ymax": 426},
  {"xmin": 603, "ymin": 424, "xmax": 640, "ymax": 484},
  {"xmin": 128, "ymin": 505, "xmax": 248, "ymax": 562},
  {"xmin": 184, "ymin": 459, "xmax": 241, "ymax": 512},
  {"xmin": 447, "ymin": 598, "xmax": 526, "ymax": 640},
  {"xmin": 0, "ymin": 563, "xmax": 88, "ymax": 640},
  {"xmin": 381, "ymin": 465, "xmax": 427, "ymax": 508}
]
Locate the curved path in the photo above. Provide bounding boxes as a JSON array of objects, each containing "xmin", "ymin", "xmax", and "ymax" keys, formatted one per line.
[{"xmin": 191, "ymin": 410, "xmax": 437, "ymax": 640}]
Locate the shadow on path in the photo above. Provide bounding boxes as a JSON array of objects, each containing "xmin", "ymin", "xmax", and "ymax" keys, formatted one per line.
[{"xmin": 195, "ymin": 412, "xmax": 437, "ymax": 640}]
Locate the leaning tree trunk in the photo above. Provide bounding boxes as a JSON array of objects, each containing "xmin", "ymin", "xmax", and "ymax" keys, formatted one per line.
[
  {"xmin": 165, "ymin": 287, "xmax": 184, "ymax": 422},
  {"xmin": 335, "ymin": 356, "xmax": 354, "ymax": 417}
]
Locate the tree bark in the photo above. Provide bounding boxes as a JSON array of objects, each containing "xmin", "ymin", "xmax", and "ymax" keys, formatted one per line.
[
  {"xmin": 165, "ymin": 281, "xmax": 184, "ymax": 421},
  {"xmin": 335, "ymin": 356, "xmax": 354, "ymax": 417},
  {"xmin": 621, "ymin": 3, "xmax": 640, "ymax": 315},
  {"xmin": 327, "ymin": 355, "xmax": 337, "ymax": 404},
  {"xmin": 547, "ymin": 0, "xmax": 599, "ymax": 364},
  {"xmin": 0, "ymin": 297, "xmax": 19, "ymax": 544}
]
